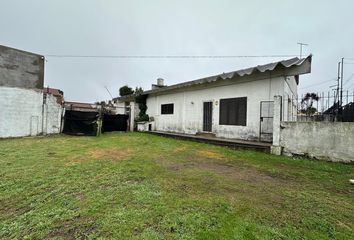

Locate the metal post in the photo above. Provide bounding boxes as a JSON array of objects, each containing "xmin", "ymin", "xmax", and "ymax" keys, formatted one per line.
[
  {"xmin": 315, "ymin": 92, "xmax": 318, "ymax": 120},
  {"xmin": 321, "ymin": 92, "xmax": 324, "ymax": 113},
  {"xmin": 337, "ymin": 62, "xmax": 341, "ymax": 102},
  {"xmin": 340, "ymin": 58, "xmax": 344, "ymax": 108}
]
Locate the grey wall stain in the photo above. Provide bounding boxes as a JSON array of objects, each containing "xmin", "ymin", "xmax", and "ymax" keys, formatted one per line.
[{"xmin": 0, "ymin": 45, "xmax": 44, "ymax": 89}]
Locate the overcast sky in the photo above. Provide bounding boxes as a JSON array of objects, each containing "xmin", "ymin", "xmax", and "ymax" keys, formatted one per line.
[{"xmin": 1, "ymin": 0, "xmax": 354, "ymax": 102}]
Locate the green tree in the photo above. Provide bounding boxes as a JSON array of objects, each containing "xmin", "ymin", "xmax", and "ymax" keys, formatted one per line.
[
  {"xmin": 134, "ymin": 87, "xmax": 149, "ymax": 121},
  {"xmin": 135, "ymin": 86, "xmax": 143, "ymax": 95},
  {"xmin": 119, "ymin": 85, "xmax": 134, "ymax": 96},
  {"xmin": 301, "ymin": 92, "xmax": 319, "ymax": 116}
]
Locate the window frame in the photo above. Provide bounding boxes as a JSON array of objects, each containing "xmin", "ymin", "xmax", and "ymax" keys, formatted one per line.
[
  {"xmin": 161, "ymin": 103, "xmax": 174, "ymax": 115},
  {"xmin": 219, "ymin": 97, "xmax": 247, "ymax": 126}
]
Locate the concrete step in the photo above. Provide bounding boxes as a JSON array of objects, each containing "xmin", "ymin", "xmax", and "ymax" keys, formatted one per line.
[
  {"xmin": 196, "ymin": 132, "xmax": 216, "ymax": 138},
  {"xmin": 149, "ymin": 131, "xmax": 271, "ymax": 153}
]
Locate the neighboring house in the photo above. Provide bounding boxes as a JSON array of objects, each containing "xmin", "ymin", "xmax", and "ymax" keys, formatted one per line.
[
  {"xmin": 116, "ymin": 56, "xmax": 312, "ymax": 142},
  {"xmin": 64, "ymin": 101, "xmax": 100, "ymax": 112},
  {"xmin": 0, "ymin": 45, "xmax": 63, "ymax": 138},
  {"xmin": 45, "ymin": 87, "xmax": 64, "ymax": 105},
  {"xmin": 0, "ymin": 45, "xmax": 44, "ymax": 89}
]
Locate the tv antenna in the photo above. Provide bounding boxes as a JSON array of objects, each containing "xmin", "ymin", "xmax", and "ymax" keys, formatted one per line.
[
  {"xmin": 297, "ymin": 42, "xmax": 309, "ymax": 58},
  {"xmin": 104, "ymin": 86, "xmax": 113, "ymax": 99}
]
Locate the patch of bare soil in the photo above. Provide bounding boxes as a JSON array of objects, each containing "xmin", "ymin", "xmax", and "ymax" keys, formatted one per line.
[
  {"xmin": 89, "ymin": 148, "xmax": 131, "ymax": 160},
  {"xmin": 0, "ymin": 201, "xmax": 32, "ymax": 219},
  {"xmin": 194, "ymin": 150, "xmax": 284, "ymax": 184},
  {"xmin": 67, "ymin": 148, "xmax": 132, "ymax": 165},
  {"xmin": 47, "ymin": 216, "xmax": 96, "ymax": 240},
  {"xmin": 173, "ymin": 146, "xmax": 187, "ymax": 153},
  {"xmin": 196, "ymin": 150, "xmax": 225, "ymax": 160},
  {"xmin": 194, "ymin": 160, "xmax": 277, "ymax": 184},
  {"xmin": 159, "ymin": 149, "xmax": 280, "ymax": 185}
]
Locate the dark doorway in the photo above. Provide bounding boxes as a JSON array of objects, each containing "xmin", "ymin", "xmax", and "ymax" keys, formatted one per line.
[
  {"xmin": 259, "ymin": 101, "xmax": 274, "ymax": 142},
  {"xmin": 203, "ymin": 101, "xmax": 213, "ymax": 132}
]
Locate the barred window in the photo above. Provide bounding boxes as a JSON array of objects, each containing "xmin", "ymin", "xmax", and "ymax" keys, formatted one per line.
[{"xmin": 161, "ymin": 104, "xmax": 174, "ymax": 115}]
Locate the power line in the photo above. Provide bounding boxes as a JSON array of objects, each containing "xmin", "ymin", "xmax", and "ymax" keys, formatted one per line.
[
  {"xmin": 44, "ymin": 54, "xmax": 299, "ymax": 59},
  {"xmin": 343, "ymin": 74, "xmax": 354, "ymax": 86},
  {"xmin": 299, "ymin": 78, "xmax": 336, "ymax": 90},
  {"xmin": 347, "ymin": 81, "xmax": 354, "ymax": 89}
]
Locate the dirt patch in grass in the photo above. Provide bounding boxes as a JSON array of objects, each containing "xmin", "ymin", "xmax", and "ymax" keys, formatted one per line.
[
  {"xmin": 196, "ymin": 150, "xmax": 225, "ymax": 160},
  {"xmin": 159, "ymin": 153, "xmax": 280, "ymax": 185},
  {"xmin": 0, "ymin": 202, "xmax": 32, "ymax": 220},
  {"xmin": 47, "ymin": 216, "xmax": 97, "ymax": 239},
  {"xmin": 89, "ymin": 148, "xmax": 132, "ymax": 160},
  {"xmin": 173, "ymin": 146, "xmax": 186, "ymax": 153},
  {"xmin": 67, "ymin": 148, "xmax": 132, "ymax": 165},
  {"xmin": 196, "ymin": 160, "xmax": 279, "ymax": 184}
]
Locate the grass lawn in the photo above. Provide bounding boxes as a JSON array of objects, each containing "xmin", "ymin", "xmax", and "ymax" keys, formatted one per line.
[{"xmin": 0, "ymin": 132, "xmax": 353, "ymax": 239}]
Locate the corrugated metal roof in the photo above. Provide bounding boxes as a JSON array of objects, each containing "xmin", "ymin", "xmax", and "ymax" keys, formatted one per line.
[
  {"xmin": 117, "ymin": 55, "xmax": 312, "ymax": 101},
  {"xmin": 64, "ymin": 101, "xmax": 98, "ymax": 109}
]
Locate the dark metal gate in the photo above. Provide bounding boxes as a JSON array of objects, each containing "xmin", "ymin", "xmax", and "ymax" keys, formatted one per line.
[
  {"xmin": 203, "ymin": 101, "xmax": 213, "ymax": 132},
  {"xmin": 259, "ymin": 101, "xmax": 274, "ymax": 142},
  {"xmin": 102, "ymin": 114, "xmax": 129, "ymax": 132}
]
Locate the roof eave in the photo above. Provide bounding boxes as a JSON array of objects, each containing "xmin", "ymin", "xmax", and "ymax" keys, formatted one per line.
[{"xmin": 114, "ymin": 55, "xmax": 312, "ymax": 100}]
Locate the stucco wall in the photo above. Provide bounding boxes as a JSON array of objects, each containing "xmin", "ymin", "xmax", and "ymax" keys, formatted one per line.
[
  {"xmin": 43, "ymin": 94, "xmax": 63, "ymax": 134},
  {"xmin": 0, "ymin": 45, "xmax": 44, "ymax": 89},
  {"xmin": 115, "ymin": 102, "xmax": 127, "ymax": 114},
  {"xmin": 146, "ymin": 76, "xmax": 287, "ymax": 141},
  {"xmin": 279, "ymin": 122, "xmax": 354, "ymax": 163},
  {"xmin": 0, "ymin": 87, "xmax": 62, "ymax": 138}
]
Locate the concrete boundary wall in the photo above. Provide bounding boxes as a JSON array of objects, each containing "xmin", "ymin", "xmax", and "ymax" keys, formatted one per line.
[
  {"xmin": 271, "ymin": 95, "xmax": 354, "ymax": 163},
  {"xmin": 278, "ymin": 122, "xmax": 354, "ymax": 163},
  {"xmin": 0, "ymin": 87, "xmax": 63, "ymax": 138}
]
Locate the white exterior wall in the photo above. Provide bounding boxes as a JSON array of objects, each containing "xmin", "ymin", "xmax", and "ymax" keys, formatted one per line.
[
  {"xmin": 115, "ymin": 102, "xmax": 127, "ymax": 114},
  {"xmin": 0, "ymin": 87, "xmax": 63, "ymax": 138},
  {"xmin": 43, "ymin": 94, "xmax": 63, "ymax": 134},
  {"xmin": 146, "ymin": 76, "xmax": 286, "ymax": 141},
  {"xmin": 137, "ymin": 121, "xmax": 155, "ymax": 131}
]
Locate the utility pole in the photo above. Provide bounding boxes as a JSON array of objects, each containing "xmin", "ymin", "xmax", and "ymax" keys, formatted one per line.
[
  {"xmin": 336, "ymin": 62, "xmax": 341, "ymax": 119},
  {"xmin": 297, "ymin": 42, "xmax": 308, "ymax": 58},
  {"xmin": 340, "ymin": 57, "xmax": 344, "ymax": 112},
  {"xmin": 337, "ymin": 62, "xmax": 341, "ymax": 101}
]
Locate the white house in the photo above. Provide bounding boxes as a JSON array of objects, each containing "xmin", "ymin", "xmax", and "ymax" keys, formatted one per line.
[{"xmin": 117, "ymin": 56, "xmax": 312, "ymax": 142}]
